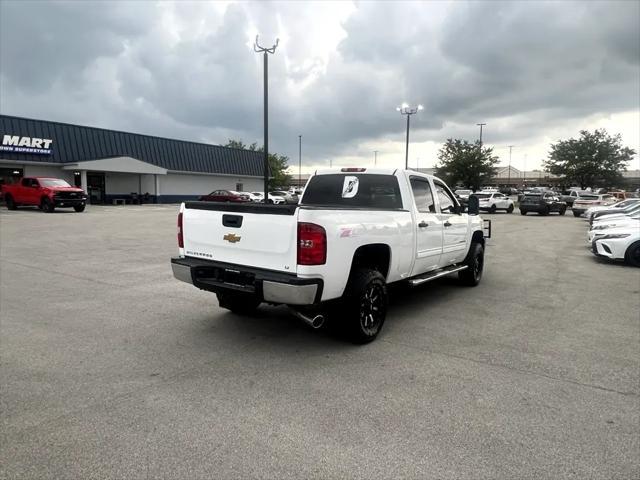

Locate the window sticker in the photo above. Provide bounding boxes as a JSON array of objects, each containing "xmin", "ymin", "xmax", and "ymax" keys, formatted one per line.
[{"xmin": 342, "ymin": 176, "xmax": 359, "ymax": 198}]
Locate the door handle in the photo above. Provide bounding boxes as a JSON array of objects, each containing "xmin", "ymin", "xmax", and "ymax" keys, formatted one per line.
[
  {"xmin": 444, "ymin": 221, "xmax": 452, "ymax": 227},
  {"xmin": 418, "ymin": 221, "xmax": 429, "ymax": 228}
]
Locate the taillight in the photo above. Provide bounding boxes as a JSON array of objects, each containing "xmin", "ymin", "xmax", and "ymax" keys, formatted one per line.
[
  {"xmin": 177, "ymin": 212, "xmax": 184, "ymax": 248},
  {"xmin": 297, "ymin": 222, "xmax": 326, "ymax": 265}
]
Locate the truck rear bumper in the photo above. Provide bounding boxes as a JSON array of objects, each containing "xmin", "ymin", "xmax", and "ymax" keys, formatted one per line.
[{"xmin": 170, "ymin": 257, "xmax": 323, "ymax": 305}]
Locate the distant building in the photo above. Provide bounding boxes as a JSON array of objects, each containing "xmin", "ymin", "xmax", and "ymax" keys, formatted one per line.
[{"xmin": 0, "ymin": 115, "xmax": 266, "ymax": 204}]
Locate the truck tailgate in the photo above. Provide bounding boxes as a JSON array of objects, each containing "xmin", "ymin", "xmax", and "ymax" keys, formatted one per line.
[{"xmin": 182, "ymin": 202, "xmax": 298, "ymax": 273}]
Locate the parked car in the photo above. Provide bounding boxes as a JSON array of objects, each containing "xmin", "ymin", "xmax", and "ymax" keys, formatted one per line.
[
  {"xmin": 473, "ymin": 192, "xmax": 515, "ymax": 213},
  {"xmin": 519, "ymin": 192, "xmax": 567, "ymax": 216},
  {"xmin": 591, "ymin": 223, "xmax": 640, "ymax": 267},
  {"xmin": 557, "ymin": 190, "xmax": 591, "ymax": 207},
  {"xmin": 571, "ymin": 194, "xmax": 616, "ymax": 217},
  {"xmin": 248, "ymin": 192, "xmax": 263, "ymax": 202},
  {"xmin": 1, "ymin": 177, "xmax": 87, "ymax": 212},
  {"xmin": 248, "ymin": 192, "xmax": 286, "ymax": 204},
  {"xmin": 454, "ymin": 189, "xmax": 472, "ymax": 208},
  {"xmin": 198, "ymin": 190, "xmax": 250, "ymax": 202},
  {"xmin": 589, "ymin": 216, "xmax": 640, "ymax": 241},
  {"xmin": 499, "ymin": 187, "xmax": 520, "ymax": 195},
  {"xmin": 270, "ymin": 190, "xmax": 298, "ymax": 204},
  {"xmin": 454, "ymin": 189, "xmax": 472, "ymax": 200},
  {"xmin": 585, "ymin": 198, "xmax": 640, "ymax": 224},
  {"xmin": 590, "ymin": 202, "xmax": 640, "ymax": 226},
  {"xmin": 172, "ymin": 168, "xmax": 487, "ymax": 343}
]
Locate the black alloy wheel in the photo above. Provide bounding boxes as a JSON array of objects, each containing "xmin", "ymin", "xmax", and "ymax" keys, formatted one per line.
[
  {"xmin": 41, "ymin": 197, "xmax": 55, "ymax": 213},
  {"xmin": 625, "ymin": 241, "xmax": 640, "ymax": 267},
  {"xmin": 346, "ymin": 269, "xmax": 388, "ymax": 344},
  {"xmin": 489, "ymin": 204, "xmax": 497, "ymax": 214},
  {"xmin": 507, "ymin": 204, "xmax": 514, "ymax": 213},
  {"xmin": 573, "ymin": 210, "xmax": 581, "ymax": 217},
  {"xmin": 520, "ymin": 209, "xmax": 527, "ymax": 215}
]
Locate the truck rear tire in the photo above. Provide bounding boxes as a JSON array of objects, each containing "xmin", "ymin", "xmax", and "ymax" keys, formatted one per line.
[
  {"xmin": 344, "ymin": 268, "xmax": 388, "ymax": 344},
  {"xmin": 5, "ymin": 195, "xmax": 17, "ymax": 210},
  {"xmin": 41, "ymin": 197, "xmax": 55, "ymax": 213},
  {"xmin": 459, "ymin": 242, "xmax": 484, "ymax": 287},
  {"xmin": 216, "ymin": 290, "xmax": 261, "ymax": 314}
]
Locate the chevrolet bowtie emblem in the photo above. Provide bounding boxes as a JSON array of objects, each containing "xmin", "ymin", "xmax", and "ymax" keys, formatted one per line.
[{"xmin": 223, "ymin": 233, "xmax": 241, "ymax": 244}]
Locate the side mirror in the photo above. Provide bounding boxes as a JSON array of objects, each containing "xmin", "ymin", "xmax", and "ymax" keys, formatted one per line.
[{"xmin": 468, "ymin": 195, "xmax": 479, "ymax": 215}]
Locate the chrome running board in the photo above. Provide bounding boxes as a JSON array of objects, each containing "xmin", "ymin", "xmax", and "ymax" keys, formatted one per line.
[{"xmin": 408, "ymin": 264, "xmax": 468, "ymax": 287}]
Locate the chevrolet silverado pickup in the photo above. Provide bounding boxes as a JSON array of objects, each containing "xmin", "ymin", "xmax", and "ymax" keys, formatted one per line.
[
  {"xmin": 2, "ymin": 177, "xmax": 87, "ymax": 212},
  {"xmin": 171, "ymin": 168, "xmax": 487, "ymax": 343}
]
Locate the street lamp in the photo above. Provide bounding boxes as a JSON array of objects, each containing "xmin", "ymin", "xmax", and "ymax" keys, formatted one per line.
[
  {"xmin": 397, "ymin": 103, "xmax": 423, "ymax": 169},
  {"xmin": 477, "ymin": 123, "xmax": 486, "ymax": 145},
  {"xmin": 254, "ymin": 35, "xmax": 279, "ymax": 199},
  {"xmin": 298, "ymin": 135, "xmax": 302, "ymax": 187}
]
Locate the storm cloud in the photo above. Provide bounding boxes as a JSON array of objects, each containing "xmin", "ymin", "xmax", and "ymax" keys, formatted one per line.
[{"xmin": 1, "ymin": 0, "xmax": 638, "ymax": 170}]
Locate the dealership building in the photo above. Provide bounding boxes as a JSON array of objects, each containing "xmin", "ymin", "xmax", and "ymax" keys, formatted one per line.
[{"xmin": 0, "ymin": 115, "xmax": 265, "ymax": 204}]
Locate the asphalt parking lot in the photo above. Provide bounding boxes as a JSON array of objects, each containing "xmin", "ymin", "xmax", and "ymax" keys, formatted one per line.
[{"xmin": 1, "ymin": 205, "xmax": 638, "ymax": 479}]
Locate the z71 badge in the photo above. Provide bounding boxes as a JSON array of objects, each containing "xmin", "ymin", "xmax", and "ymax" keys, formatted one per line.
[{"xmin": 223, "ymin": 233, "xmax": 241, "ymax": 243}]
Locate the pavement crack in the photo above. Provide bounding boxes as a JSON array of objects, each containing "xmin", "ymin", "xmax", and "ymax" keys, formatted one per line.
[{"xmin": 380, "ymin": 339, "xmax": 638, "ymax": 398}]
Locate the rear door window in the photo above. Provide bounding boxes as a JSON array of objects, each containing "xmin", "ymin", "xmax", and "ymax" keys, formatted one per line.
[
  {"xmin": 301, "ymin": 174, "xmax": 403, "ymax": 209},
  {"xmin": 410, "ymin": 177, "xmax": 436, "ymax": 213}
]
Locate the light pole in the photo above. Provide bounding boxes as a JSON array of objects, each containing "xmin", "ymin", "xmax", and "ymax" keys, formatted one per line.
[
  {"xmin": 507, "ymin": 145, "xmax": 514, "ymax": 186},
  {"xmin": 477, "ymin": 123, "xmax": 486, "ymax": 145},
  {"xmin": 374, "ymin": 150, "xmax": 378, "ymax": 166},
  {"xmin": 298, "ymin": 135, "xmax": 302, "ymax": 187},
  {"xmin": 397, "ymin": 103, "xmax": 423, "ymax": 169},
  {"xmin": 254, "ymin": 35, "xmax": 279, "ymax": 198}
]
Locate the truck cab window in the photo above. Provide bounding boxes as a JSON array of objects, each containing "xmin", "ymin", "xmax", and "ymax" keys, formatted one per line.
[{"xmin": 410, "ymin": 178, "xmax": 435, "ymax": 213}]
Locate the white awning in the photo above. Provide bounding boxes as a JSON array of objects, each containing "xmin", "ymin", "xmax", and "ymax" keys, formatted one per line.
[{"xmin": 62, "ymin": 156, "xmax": 167, "ymax": 175}]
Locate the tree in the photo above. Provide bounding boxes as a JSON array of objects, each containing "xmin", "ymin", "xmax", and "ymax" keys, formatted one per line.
[
  {"xmin": 224, "ymin": 139, "xmax": 291, "ymax": 189},
  {"xmin": 435, "ymin": 139, "xmax": 499, "ymax": 191},
  {"xmin": 544, "ymin": 129, "xmax": 635, "ymax": 189}
]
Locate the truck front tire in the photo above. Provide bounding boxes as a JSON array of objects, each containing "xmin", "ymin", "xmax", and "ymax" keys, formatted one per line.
[
  {"xmin": 344, "ymin": 268, "xmax": 388, "ymax": 344},
  {"xmin": 216, "ymin": 290, "xmax": 261, "ymax": 314},
  {"xmin": 459, "ymin": 242, "xmax": 484, "ymax": 286},
  {"xmin": 41, "ymin": 197, "xmax": 55, "ymax": 213}
]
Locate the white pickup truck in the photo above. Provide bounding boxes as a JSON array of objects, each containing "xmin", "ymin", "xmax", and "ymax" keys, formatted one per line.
[{"xmin": 171, "ymin": 168, "xmax": 487, "ymax": 343}]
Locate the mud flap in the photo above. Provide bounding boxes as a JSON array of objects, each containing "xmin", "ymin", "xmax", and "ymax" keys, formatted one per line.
[{"xmin": 483, "ymin": 219, "xmax": 492, "ymax": 239}]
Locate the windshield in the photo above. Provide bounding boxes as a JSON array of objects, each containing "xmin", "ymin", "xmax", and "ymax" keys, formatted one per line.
[
  {"xmin": 579, "ymin": 195, "xmax": 599, "ymax": 200},
  {"xmin": 39, "ymin": 179, "xmax": 72, "ymax": 187}
]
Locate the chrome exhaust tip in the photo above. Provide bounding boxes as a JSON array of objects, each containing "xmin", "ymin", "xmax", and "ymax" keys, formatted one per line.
[{"xmin": 291, "ymin": 309, "xmax": 325, "ymax": 329}]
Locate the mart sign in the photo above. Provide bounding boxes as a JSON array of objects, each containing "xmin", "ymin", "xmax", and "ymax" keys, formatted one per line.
[{"xmin": 1, "ymin": 135, "xmax": 53, "ymax": 155}]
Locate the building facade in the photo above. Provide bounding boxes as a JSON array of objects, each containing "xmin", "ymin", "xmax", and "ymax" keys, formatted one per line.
[{"xmin": 0, "ymin": 115, "xmax": 266, "ymax": 204}]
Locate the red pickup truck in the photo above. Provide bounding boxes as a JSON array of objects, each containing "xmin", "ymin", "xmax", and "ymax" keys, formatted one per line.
[{"xmin": 2, "ymin": 177, "xmax": 88, "ymax": 213}]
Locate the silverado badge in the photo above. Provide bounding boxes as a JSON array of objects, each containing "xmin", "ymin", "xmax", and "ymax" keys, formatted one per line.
[{"xmin": 223, "ymin": 233, "xmax": 241, "ymax": 244}]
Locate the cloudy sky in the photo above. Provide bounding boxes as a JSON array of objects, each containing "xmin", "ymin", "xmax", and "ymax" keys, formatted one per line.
[{"xmin": 1, "ymin": 0, "xmax": 638, "ymax": 173}]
